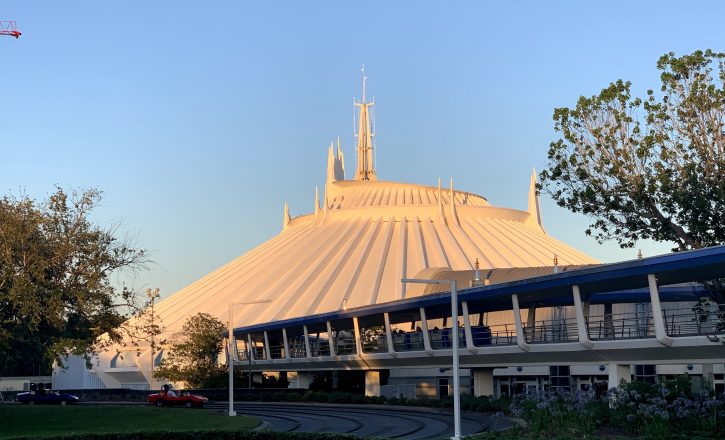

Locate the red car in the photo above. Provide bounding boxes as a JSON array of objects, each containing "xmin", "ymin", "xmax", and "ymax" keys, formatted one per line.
[{"xmin": 147, "ymin": 385, "xmax": 208, "ymax": 408}]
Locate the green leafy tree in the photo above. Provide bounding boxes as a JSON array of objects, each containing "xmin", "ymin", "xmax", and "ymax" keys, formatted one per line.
[
  {"xmin": 0, "ymin": 187, "xmax": 147, "ymax": 375},
  {"xmin": 541, "ymin": 49, "xmax": 725, "ymax": 254},
  {"xmin": 154, "ymin": 312, "xmax": 228, "ymax": 388}
]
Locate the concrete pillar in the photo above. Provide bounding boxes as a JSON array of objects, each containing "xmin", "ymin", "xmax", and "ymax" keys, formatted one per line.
[
  {"xmin": 608, "ymin": 364, "xmax": 631, "ymax": 388},
  {"xmin": 526, "ymin": 307, "xmax": 536, "ymax": 330},
  {"xmin": 693, "ymin": 363, "xmax": 715, "ymax": 393},
  {"xmin": 511, "ymin": 294, "xmax": 530, "ymax": 351},
  {"xmin": 365, "ymin": 371, "xmax": 381, "ymax": 397},
  {"xmin": 293, "ymin": 372, "xmax": 315, "ymax": 389},
  {"xmin": 572, "ymin": 285, "xmax": 593, "ymax": 349},
  {"xmin": 648, "ymin": 274, "xmax": 673, "ymax": 346},
  {"xmin": 702, "ymin": 363, "xmax": 714, "ymax": 384},
  {"xmin": 473, "ymin": 369, "xmax": 494, "ymax": 397}
]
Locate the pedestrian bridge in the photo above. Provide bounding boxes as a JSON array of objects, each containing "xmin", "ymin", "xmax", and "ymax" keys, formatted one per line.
[{"xmin": 230, "ymin": 246, "xmax": 725, "ymax": 371}]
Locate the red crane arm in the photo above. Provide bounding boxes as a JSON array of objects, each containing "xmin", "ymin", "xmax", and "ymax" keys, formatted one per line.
[{"xmin": 0, "ymin": 21, "xmax": 21, "ymax": 38}]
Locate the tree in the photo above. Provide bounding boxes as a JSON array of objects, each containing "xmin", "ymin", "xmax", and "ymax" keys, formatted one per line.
[
  {"xmin": 540, "ymin": 49, "xmax": 725, "ymax": 254},
  {"xmin": 0, "ymin": 187, "xmax": 147, "ymax": 375},
  {"xmin": 154, "ymin": 313, "xmax": 227, "ymax": 388}
]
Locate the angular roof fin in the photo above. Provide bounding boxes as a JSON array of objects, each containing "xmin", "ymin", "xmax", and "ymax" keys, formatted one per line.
[
  {"xmin": 437, "ymin": 178, "xmax": 445, "ymax": 223},
  {"xmin": 336, "ymin": 136, "xmax": 345, "ymax": 180},
  {"xmin": 283, "ymin": 202, "xmax": 290, "ymax": 231},
  {"xmin": 527, "ymin": 167, "xmax": 543, "ymax": 229},
  {"xmin": 449, "ymin": 177, "xmax": 459, "ymax": 226},
  {"xmin": 314, "ymin": 186, "xmax": 320, "ymax": 218},
  {"xmin": 326, "ymin": 142, "xmax": 337, "ymax": 184}
]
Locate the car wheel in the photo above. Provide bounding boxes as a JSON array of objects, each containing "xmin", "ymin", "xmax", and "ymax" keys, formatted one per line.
[
  {"xmin": 155, "ymin": 399, "xmax": 164, "ymax": 407},
  {"xmin": 60, "ymin": 400, "xmax": 67, "ymax": 406},
  {"xmin": 184, "ymin": 401, "xmax": 193, "ymax": 408},
  {"xmin": 28, "ymin": 400, "xmax": 35, "ymax": 406}
]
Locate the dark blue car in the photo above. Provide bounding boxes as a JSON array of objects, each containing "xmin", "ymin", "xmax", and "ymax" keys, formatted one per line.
[{"xmin": 16, "ymin": 390, "xmax": 79, "ymax": 405}]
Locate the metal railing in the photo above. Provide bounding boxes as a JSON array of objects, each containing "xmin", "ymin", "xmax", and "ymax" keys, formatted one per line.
[
  {"xmin": 253, "ymin": 346, "xmax": 266, "ymax": 360},
  {"xmin": 361, "ymin": 334, "xmax": 388, "ymax": 353},
  {"xmin": 287, "ymin": 336, "xmax": 307, "ymax": 358},
  {"xmin": 309, "ymin": 338, "xmax": 330, "ymax": 357},
  {"xmin": 525, "ymin": 318, "xmax": 579, "ymax": 344},
  {"xmin": 334, "ymin": 336, "xmax": 357, "ymax": 355},
  {"xmin": 663, "ymin": 305, "xmax": 725, "ymax": 336},
  {"xmin": 587, "ymin": 312, "xmax": 655, "ymax": 340},
  {"xmin": 472, "ymin": 324, "xmax": 517, "ymax": 346},
  {"xmin": 392, "ymin": 331, "xmax": 425, "ymax": 352},
  {"xmin": 428, "ymin": 328, "xmax": 465, "ymax": 349},
  {"xmin": 268, "ymin": 345, "xmax": 285, "ymax": 359}
]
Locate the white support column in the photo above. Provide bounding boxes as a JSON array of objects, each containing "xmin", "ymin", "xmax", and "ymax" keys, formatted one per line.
[
  {"xmin": 461, "ymin": 301, "xmax": 477, "ymax": 353},
  {"xmin": 304, "ymin": 325, "xmax": 312, "ymax": 359},
  {"xmin": 419, "ymin": 307, "xmax": 433, "ymax": 354},
  {"xmin": 326, "ymin": 321, "xmax": 336, "ymax": 356},
  {"xmin": 648, "ymin": 274, "xmax": 673, "ymax": 346},
  {"xmin": 572, "ymin": 285, "xmax": 593, "ymax": 349},
  {"xmin": 247, "ymin": 334, "xmax": 254, "ymax": 360},
  {"xmin": 526, "ymin": 307, "xmax": 536, "ymax": 330},
  {"xmin": 282, "ymin": 328, "xmax": 290, "ymax": 360},
  {"xmin": 511, "ymin": 294, "xmax": 530, "ymax": 351},
  {"xmin": 384, "ymin": 312, "xmax": 396, "ymax": 356},
  {"xmin": 263, "ymin": 331, "xmax": 272, "ymax": 360},
  {"xmin": 473, "ymin": 369, "xmax": 494, "ymax": 396},
  {"xmin": 353, "ymin": 317, "xmax": 363, "ymax": 355},
  {"xmin": 365, "ymin": 371, "xmax": 381, "ymax": 397},
  {"xmin": 608, "ymin": 363, "xmax": 631, "ymax": 387}
]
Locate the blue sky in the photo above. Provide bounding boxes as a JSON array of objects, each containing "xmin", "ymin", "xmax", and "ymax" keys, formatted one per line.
[{"xmin": 1, "ymin": 1, "xmax": 722, "ymax": 298}]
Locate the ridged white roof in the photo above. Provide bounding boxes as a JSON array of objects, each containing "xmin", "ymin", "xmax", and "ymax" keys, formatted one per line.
[
  {"xmin": 146, "ymin": 77, "xmax": 597, "ymax": 336},
  {"xmin": 151, "ymin": 178, "xmax": 598, "ymax": 334}
]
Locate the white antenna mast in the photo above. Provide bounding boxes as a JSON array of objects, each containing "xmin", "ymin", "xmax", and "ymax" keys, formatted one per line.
[{"xmin": 353, "ymin": 64, "xmax": 377, "ymax": 181}]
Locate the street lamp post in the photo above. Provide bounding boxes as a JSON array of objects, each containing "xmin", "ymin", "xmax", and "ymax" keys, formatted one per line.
[
  {"xmin": 402, "ymin": 278, "xmax": 461, "ymax": 440},
  {"xmin": 228, "ymin": 300, "xmax": 272, "ymax": 417}
]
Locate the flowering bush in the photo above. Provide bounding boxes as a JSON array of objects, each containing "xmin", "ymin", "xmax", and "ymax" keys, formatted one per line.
[
  {"xmin": 499, "ymin": 378, "xmax": 725, "ymax": 439},
  {"xmin": 508, "ymin": 388, "xmax": 607, "ymax": 437},
  {"xmin": 607, "ymin": 379, "xmax": 725, "ymax": 437}
]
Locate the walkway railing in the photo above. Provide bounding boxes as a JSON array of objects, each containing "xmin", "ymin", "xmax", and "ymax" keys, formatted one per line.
[
  {"xmin": 525, "ymin": 318, "xmax": 579, "ymax": 343},
  {"xmin": 587, "ymin": 312, "xmax": 655, "ymax": 340},
  {"xmin": 664, "ymin": 305, "xmax": 725, "ymax": 336},
  {"xmin": 288, "ymin": 336, "xmax": 307, "ymax": 358}
]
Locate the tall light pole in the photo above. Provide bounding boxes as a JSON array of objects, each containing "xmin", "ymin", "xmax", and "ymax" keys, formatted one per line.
[
  {"xmin": 228, "ymin": 300, "xmax": 272, "ymax": 417},
  {"xmin": 402, "ymin": 278, "xmax": 461, "ymax": 440}
]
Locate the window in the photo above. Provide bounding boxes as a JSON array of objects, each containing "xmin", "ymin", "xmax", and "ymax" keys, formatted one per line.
[
  {"xmin": 549, "ymin": 366, "xmax": 571, "ymax": 390},
  {"xmin": 634, "ymin": 365, "xmax": 657, "ymax": 384}
]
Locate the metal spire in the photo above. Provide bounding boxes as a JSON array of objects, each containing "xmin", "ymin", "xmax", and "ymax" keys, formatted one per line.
[{"xmin": 354, "ymin": 65, "xmax": 377, "ymax": 181}]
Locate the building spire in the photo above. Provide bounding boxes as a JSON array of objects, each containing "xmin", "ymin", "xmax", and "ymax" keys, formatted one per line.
[
  {"xmin": 354, "ymin": 65, "xmax": 377, "ymax": 181},
  {"xmin": 527, "ymin": 167, "xmax": 543, "ymax": 227}
]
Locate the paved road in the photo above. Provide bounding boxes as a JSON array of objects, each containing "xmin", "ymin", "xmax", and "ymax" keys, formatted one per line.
[{"xmin": 207, "ymin": 402, "xmax": 506, "ymax": 439}]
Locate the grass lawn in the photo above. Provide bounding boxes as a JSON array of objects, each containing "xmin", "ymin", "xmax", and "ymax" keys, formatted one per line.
[{"xmin": 0, "ymin": 405, "xmax": 260, "ymax": 439}]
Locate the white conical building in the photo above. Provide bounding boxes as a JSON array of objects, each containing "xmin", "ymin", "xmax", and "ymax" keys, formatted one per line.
[{"xmin": 55, "ymin": 72, "xmax": 597, "ymax": 390}]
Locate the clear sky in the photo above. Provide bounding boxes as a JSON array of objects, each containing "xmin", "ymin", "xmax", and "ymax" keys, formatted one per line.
[{"xmin": 2, "ymin": 1, "xmax": 723, "ymax": 299}]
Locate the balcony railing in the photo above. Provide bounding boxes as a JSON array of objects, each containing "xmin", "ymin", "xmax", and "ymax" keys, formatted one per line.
[
  {"xmin": 525, "ymin": 318, "xmax": 579, "ymax": 344},
  {"xmin": 587, "ymin": 312, "xmax": 654, "ymax": 340},
  {"xmin": 392, "ymin": 331, "xmax": 425, "ymax": 352},
  {"xmin": 663, "ymin": 305, "xmax": 725, "ymax": 336},
  {"xmin": 309, "ymin": 338, "xmax": 330, "ymax": 357},
  {"xmin": 475, "ymin": 323, "xmax": 517, "ymax": 346},
  {"xmin": 362, "ymin": 334, "xmax": 388, "ymax": 353},
  {"xmin": 287, "ymin": 336, "xmax": 307, "ymax": 358},
  {"xmin": 334, "ymin": 335, "xmax": 357, "ymax": 355},
  {"xmin": 428, "ymin": 328, "xmax": 465, "ymax": 349}
]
